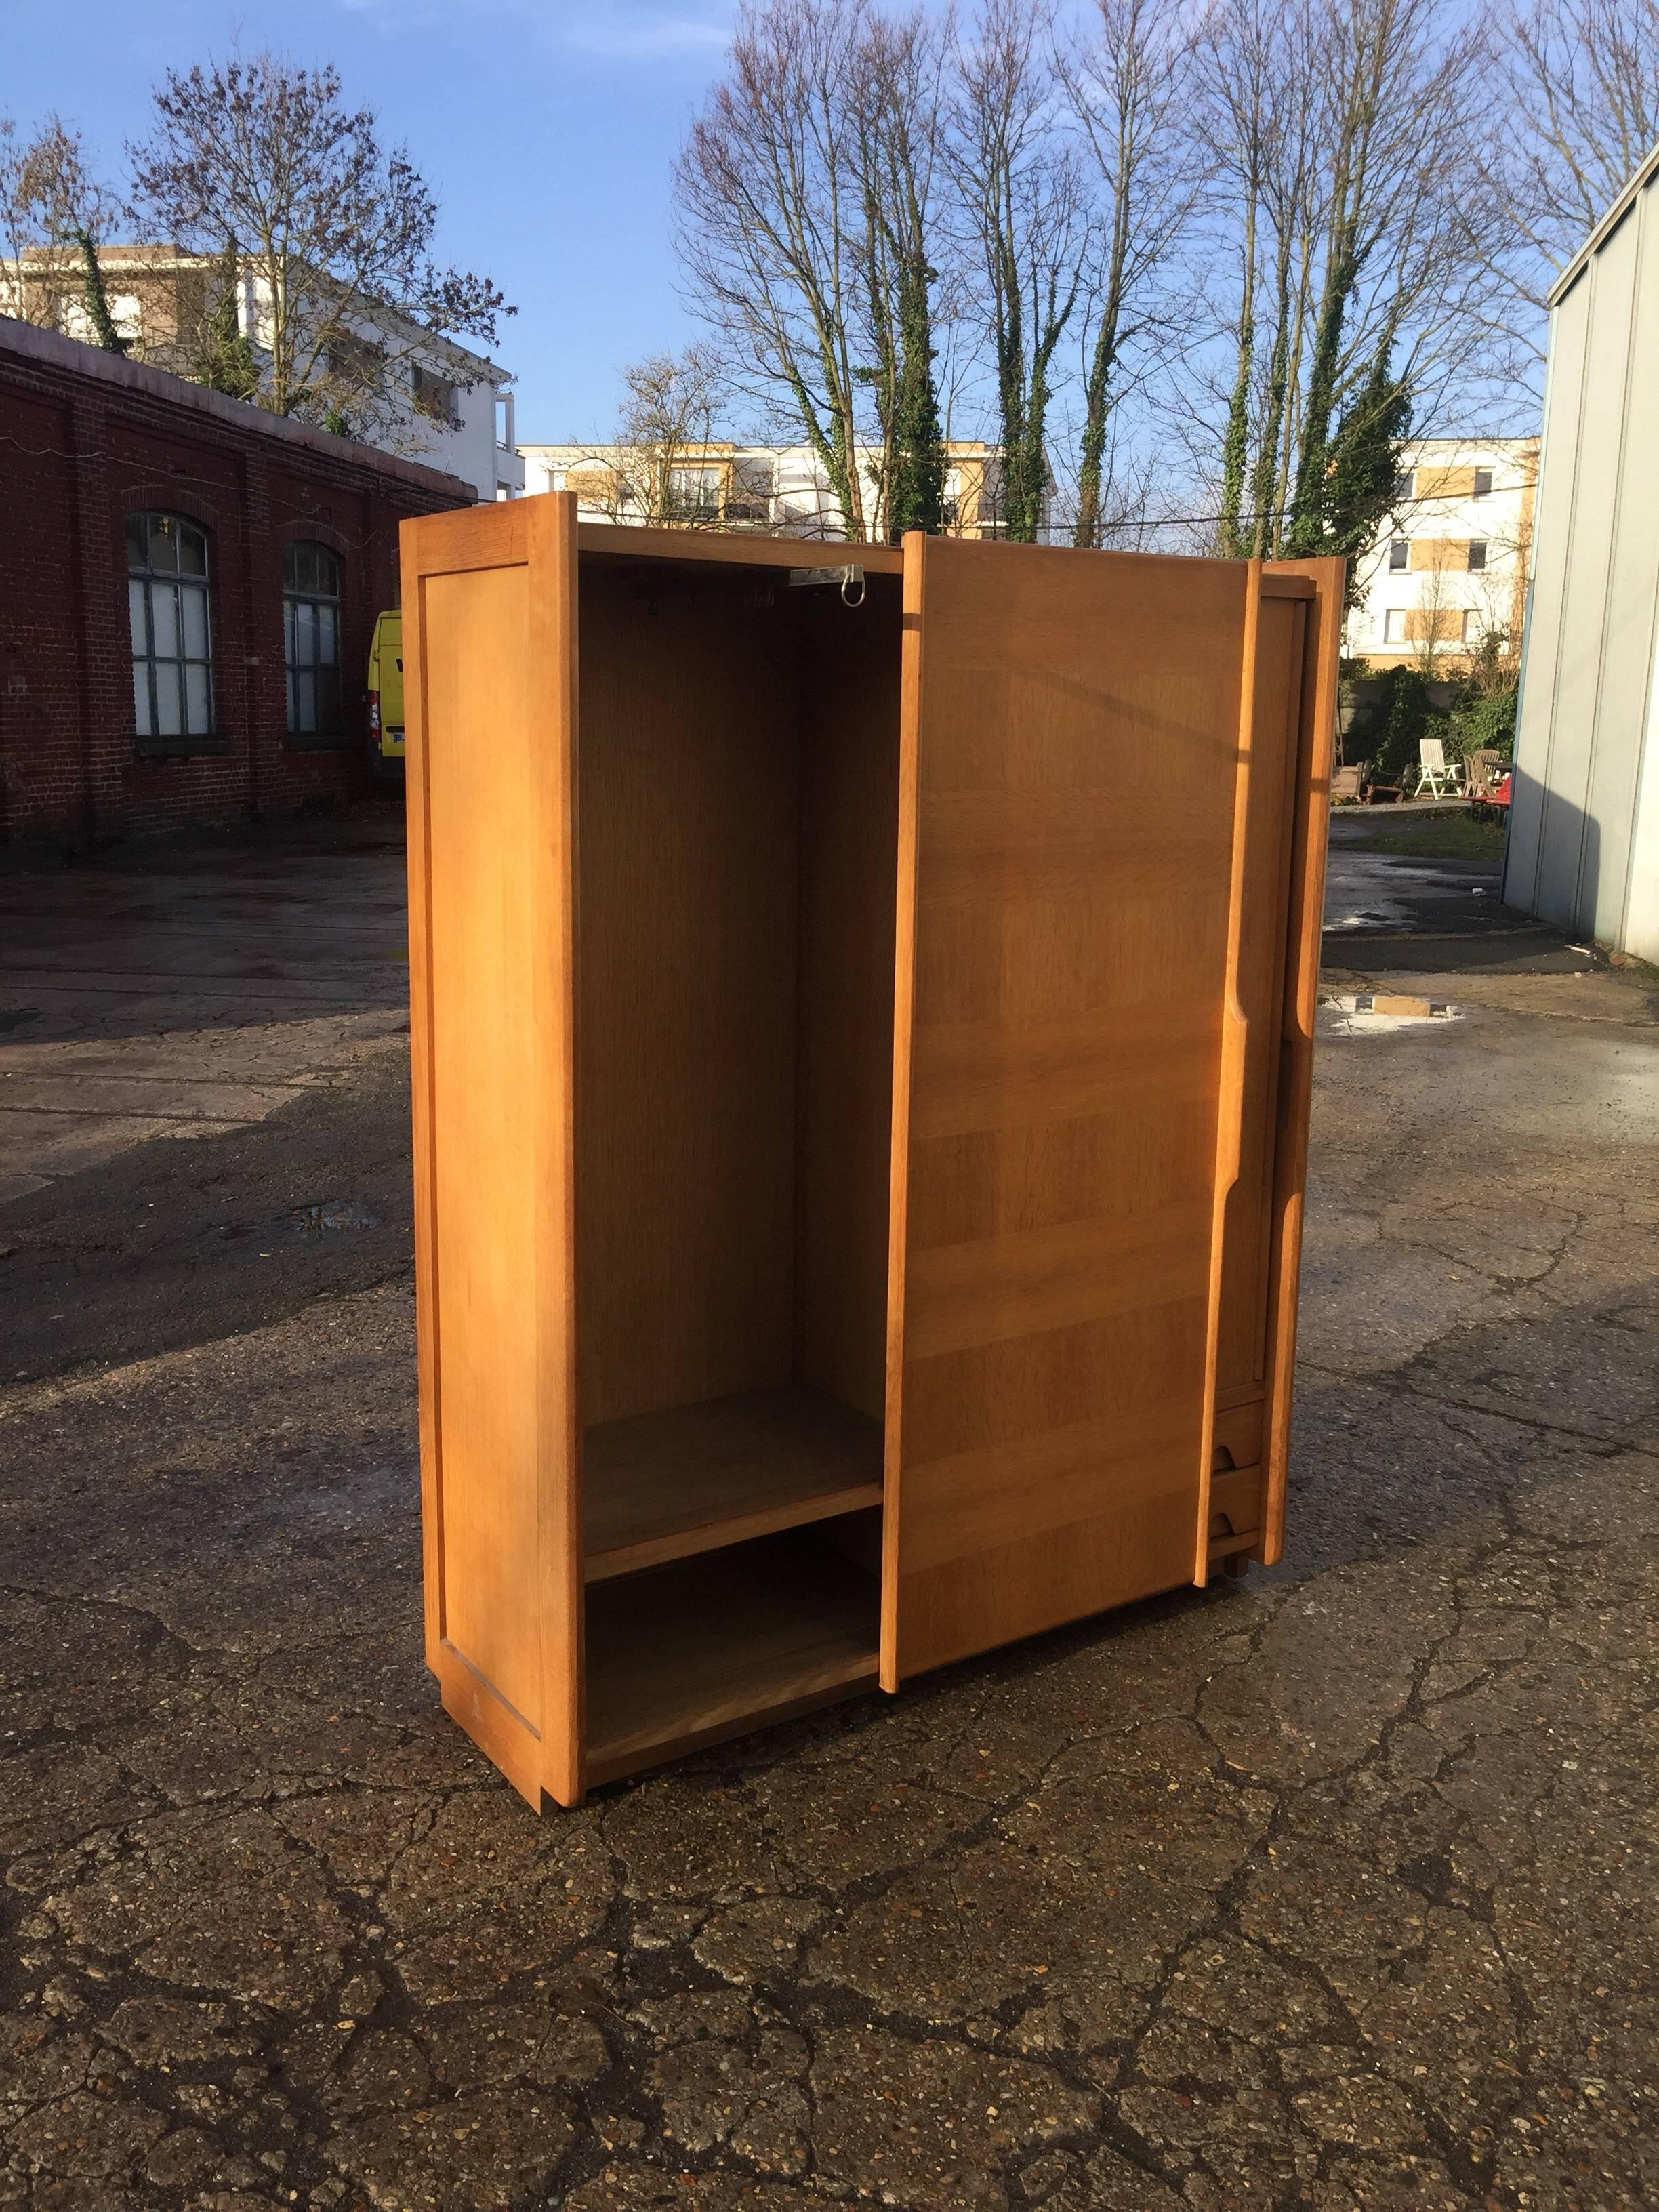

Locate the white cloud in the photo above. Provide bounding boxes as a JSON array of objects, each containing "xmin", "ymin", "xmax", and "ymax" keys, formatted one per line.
[
  {"xmin": 557, "ymin": 3, "xmax": 731, "ymax": 60},
  {"xmin": 335, "ymin": 0, "xmax": 732, "ymax": 60}
]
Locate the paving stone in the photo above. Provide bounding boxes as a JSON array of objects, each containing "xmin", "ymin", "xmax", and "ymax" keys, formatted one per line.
[
  {"xmin": 809, "ymin": 2025, "xmax": 1098, "ymax": 2211},
  {"xmin": 691, "ymin": 1895, "xmax": 825, "ymax": 1986},
  {"xmin": 324, "ymin": 2085, "xmax": 579, "ymax": 2208},
  {"xmin": 43, "ymin": 1805, "xmax": 354, "ymax": 2010},
  {"xmin": 562, "ymin": 2167, "xmax": 822, "ymax": 2209}
]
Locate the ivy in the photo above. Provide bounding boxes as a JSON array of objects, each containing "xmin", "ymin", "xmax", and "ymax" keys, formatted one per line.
[{"xmin": 188, "ymin": 241, "xmax": 260, "ymax": 401}]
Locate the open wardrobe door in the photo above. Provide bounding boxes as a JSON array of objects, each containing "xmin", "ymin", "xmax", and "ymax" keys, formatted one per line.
[{"xmin": 881, "ymin": 535, "xmax": 1333, "ymax": 1686}]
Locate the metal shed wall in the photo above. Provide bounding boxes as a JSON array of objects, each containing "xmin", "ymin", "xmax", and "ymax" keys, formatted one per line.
[{"xmin": 1506, "ymin": 150, "xmax": 1659, "ymax": 962}]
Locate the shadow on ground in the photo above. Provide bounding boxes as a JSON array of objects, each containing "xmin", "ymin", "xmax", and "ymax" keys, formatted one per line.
[{"xmin": 0, "ymin": 1052, "xmax": 414, "ymax": 1385}]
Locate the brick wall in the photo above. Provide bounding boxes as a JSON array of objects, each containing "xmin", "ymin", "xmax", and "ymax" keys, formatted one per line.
[{"xmin": 0, "ymin": 316, "xmax": 474, "ymax": 841}]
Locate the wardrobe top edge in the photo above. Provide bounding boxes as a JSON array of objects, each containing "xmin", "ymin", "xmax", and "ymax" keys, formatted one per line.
[
  {"xmin": 403, "ymin": 508, "xmax": 1336, "ymax": 597},
  {"xmin": 575, "ymin": 523, "xmax": 906, "ymax": 575}
]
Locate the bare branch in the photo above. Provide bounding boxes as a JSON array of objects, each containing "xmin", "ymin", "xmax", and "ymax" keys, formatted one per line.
[{"xmin": 127, "ymin": 54, "xmax": 512, "ymax": 434}]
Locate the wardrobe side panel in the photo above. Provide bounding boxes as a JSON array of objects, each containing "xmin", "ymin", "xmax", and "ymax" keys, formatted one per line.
[
  {"xmin": 1213, "ymin": 594, "xmax": 1307, "ymax": 1403},
  {"xmin": 888, "ymin": 540, "xmax": 1250, "ymax": 1679},
  {"xmin": 1258, "ymin": 558, "xmax": 1342, "ymax": 1563},
  {"xmin": 409, "ymin": 505, "xmax": 580, "ymax": 1809}
]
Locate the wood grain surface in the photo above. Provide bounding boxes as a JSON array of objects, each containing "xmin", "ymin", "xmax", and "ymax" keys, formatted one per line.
[
  {"xmin": 403, "ymin": 493, "xmax": 582, "ymax": 1809},
  {"xmin": 584, "ymin": 1532, "xmax": 879, "ymax": 1785},
  {"xmin": 887, "ymin": 539, "xmax": 1288, "ymax": 1681},
  {"xmin": 583, "ymin": 1385, "xmax": 883, "ymax": 1581}
]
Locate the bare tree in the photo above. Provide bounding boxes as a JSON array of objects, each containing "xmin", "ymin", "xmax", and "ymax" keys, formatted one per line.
[
  {"xmin": 127, "ymin": 55, "xmax": 510, "ymax": 438},
  {"xmin": 1191, "ymin": 0, "xmax": 1289, "ymax": 553},
  {"xmin": 1062, "ymin": 0, "xmax": 1200, "ymax": 547},
  {"xmin": 676, "ymin": 0, "xmax": 876, "ymax": 538},
  {"xmin": 949, "ymin": 0, "xmax": 1087, "ymax": 541},
  {"xmin": 0, "ymin": 115, "xmax": 127, "ymax": 347},
  {"xmin": 614, "ymin": 344, "xmax": 732, "ymax": 526},
  {"xmin": 1478, "ymin": 0, "xmax": 1659, "ymax": 366},
  {"xmin": 1186, "ymin": 0, "xmax": 1486, "ymax": 569}
]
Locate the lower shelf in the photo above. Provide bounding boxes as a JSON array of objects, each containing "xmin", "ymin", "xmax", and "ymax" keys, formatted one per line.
[
  {"xmin": 583, "ymin": 1385, "xmax": 884, "ymax": 1582},
  {"xmin": 584, "ymin": 1529, "xmax": 880, "ymax": 1788}
]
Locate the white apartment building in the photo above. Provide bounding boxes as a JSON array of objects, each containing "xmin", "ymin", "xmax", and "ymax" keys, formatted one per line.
[
  {"xmin": 517, "ymin": 438, "xmax": 1008, "ymax": 539},
  {"xmin": 1344, "ymin": 437, "xmax": 1540, "ymax": 669},
  {"xmin": 1, "ymin": 244, "xmax": 521, "ymax": 504}
]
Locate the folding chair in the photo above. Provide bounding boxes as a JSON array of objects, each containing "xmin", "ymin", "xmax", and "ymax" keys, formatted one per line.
[{"xmin": 1413, "ymin": 737, "xmax": 1462, "ymax": 798}]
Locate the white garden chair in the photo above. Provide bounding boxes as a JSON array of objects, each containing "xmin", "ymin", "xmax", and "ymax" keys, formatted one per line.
[{"xmin": 1413, "ymin": 737, "xmax": 1462, "ymax": 798}]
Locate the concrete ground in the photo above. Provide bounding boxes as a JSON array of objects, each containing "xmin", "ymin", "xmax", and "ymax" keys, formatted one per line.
[{"xmin": 2, "ymin": 804, "xmax": 1656, "ymax": 2212}]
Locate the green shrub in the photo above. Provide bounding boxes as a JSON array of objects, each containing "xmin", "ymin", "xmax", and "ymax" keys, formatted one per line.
[
  {"xmin": 1431, "ymin": 686, "xmax": 1517, "ymax": 765},
  {"xmin": 1360, "ymin": 666, "xmax": 1517, "ymax": 785},
  {"xmin": 1372, "ymin": 667, "xmax": 1433, "ymax": 785}
]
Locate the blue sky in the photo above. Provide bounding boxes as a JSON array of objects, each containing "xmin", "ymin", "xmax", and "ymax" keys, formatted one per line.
[{"xmin": 4, "ymin": 0, "xmax": 739, "ymax": 438}]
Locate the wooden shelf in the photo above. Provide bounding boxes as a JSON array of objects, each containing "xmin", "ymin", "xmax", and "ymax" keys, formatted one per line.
[
  {"xmin": 584, "ymin": 1532, "xmax": 879, "ymax": 1786},
  {"xmin": 582, "ymin": 1385, "xmax": 884, "ymax": 1583}
]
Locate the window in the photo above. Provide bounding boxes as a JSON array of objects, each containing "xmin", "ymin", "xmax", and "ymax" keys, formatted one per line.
[
  {"xmin": 283, "ymin": 541, "xmax": 343, "ymax": 737},
  {"xmin": 1473, "ymin": 468, "xmax": 1493, "ymax": 498},
  {"xmin": 1468, "ymin": 540, "xmax": 1488, "ymax": 571},
  {"xmin": 1393, "ymin": 469, "xmax": 1414, "ymax": 502},
  {"xmin": 328, "ymin": 333, "xmax": 384, "ymax": 385},
  {"xmin": 127, "ymin": 512, "xmax": 213, "ymax": 743},
  {"xmin": 726, "ymin": 455, "xmax": 775, "ymax": 525},
  {"xmin": 411, "ymin": 363, "xmax": 459, "ymax": 426},
  {"xmin": 1389, "ymin": 538, "xmax": 1409, "ymax": 571},
  {"xmin": 66, "ymin": 292, "xmax": 142, "ymax": 348},
  {"xmin": 668, "ymin": 464, "xmax": 723, "ymax": 521}
]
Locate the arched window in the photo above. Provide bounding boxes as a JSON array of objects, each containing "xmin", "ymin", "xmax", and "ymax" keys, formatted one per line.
[
  {"xmin": 127, "ymin": 513, "xmax": 213, "ymax": 741},
  {"xmin": 283, "ymin": 541, "xmax": 343, "ymax": 735}
]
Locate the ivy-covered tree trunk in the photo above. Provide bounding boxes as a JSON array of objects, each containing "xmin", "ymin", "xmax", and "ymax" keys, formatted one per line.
[
  {"xmin": 1284, "ymin": 220, "xmax": 1359, "ymax": 554},
  {"xmin": 67, "ymin": 228, "xmax": 129, "ymax": 354},
  {"xmin": 1000, "ymin": 377, "xmax": 1052, "ymax": 544},
  {"xmin": 858, "ymin": 123, "xmax": 945, "ymax": 543},
  {"xmin": 957, "ymin": 5, "xmax": 1082, "ymax": 547},
  {"xmin": 884, "ymin": 249, "xmax": 945, "ymax": 538},
  {"xmin": 1321, "ymin": 349, "xmax": 1412, "ymax": 598},
  {"xmin": 1216, "ymin": 189, "xmax": 1257, "ymax": 558},
  {"xmin": 1247, "ymin": 226, "xmax": 1295, "ymax": 555},
  {"xmin": 1073, "ymin": 274, "xmax": 1122, "ymax": 549},
  {"xmin": 994, "ymin": 248, "xmax": 1071, "ymax": 546}
]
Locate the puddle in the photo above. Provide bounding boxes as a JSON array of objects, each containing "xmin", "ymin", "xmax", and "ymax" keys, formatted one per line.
[
  {"xmin": 291, "ymin": 1200, "xmax": 382, "ymax": 1233},
  {"xmin": 1324, "ymin": 848, "xmax": 1498, "ymax": 933}
]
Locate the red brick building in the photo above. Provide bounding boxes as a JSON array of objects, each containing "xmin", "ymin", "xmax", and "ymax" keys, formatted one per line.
[{"xmin": 0, "ymin": 314, "xmax": 474, "ymax": 842}]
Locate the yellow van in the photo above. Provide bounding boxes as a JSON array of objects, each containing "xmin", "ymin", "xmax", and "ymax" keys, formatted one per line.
[{"xmin": 367, "ymin": 610, "xmax": 404, "ymax": 781}]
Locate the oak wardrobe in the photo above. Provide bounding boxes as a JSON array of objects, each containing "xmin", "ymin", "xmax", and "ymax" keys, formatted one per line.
[{"xmin": 401, "ymin": 493, "xmax": 1338, "ymax": 1808}]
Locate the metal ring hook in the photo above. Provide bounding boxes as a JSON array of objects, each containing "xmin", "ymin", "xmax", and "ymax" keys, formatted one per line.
[{"xmin": 840, "ymin": 565, "xmax": 866, "ymax": 608}]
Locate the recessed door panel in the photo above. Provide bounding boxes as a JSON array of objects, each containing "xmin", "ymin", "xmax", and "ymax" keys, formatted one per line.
[{"xmin": 884, "ymin": 539, "xmax": 1307, "ymax": 1682}]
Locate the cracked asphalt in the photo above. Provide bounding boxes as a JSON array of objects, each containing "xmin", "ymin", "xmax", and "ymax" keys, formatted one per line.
[{"xmin": 3, "ymin": 803, "xmax": 1658, "ymax": 2211}]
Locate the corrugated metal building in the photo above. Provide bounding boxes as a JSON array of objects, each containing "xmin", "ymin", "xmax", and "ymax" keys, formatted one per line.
[{"xmin": 1505, "ymin": 140, "xmax": 1659, "ymax": 963}]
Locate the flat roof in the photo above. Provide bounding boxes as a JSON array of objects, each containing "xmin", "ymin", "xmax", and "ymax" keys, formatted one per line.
[{"xmin": 0, "ymin": 312, "xmax": 477, "ymax": 501}]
